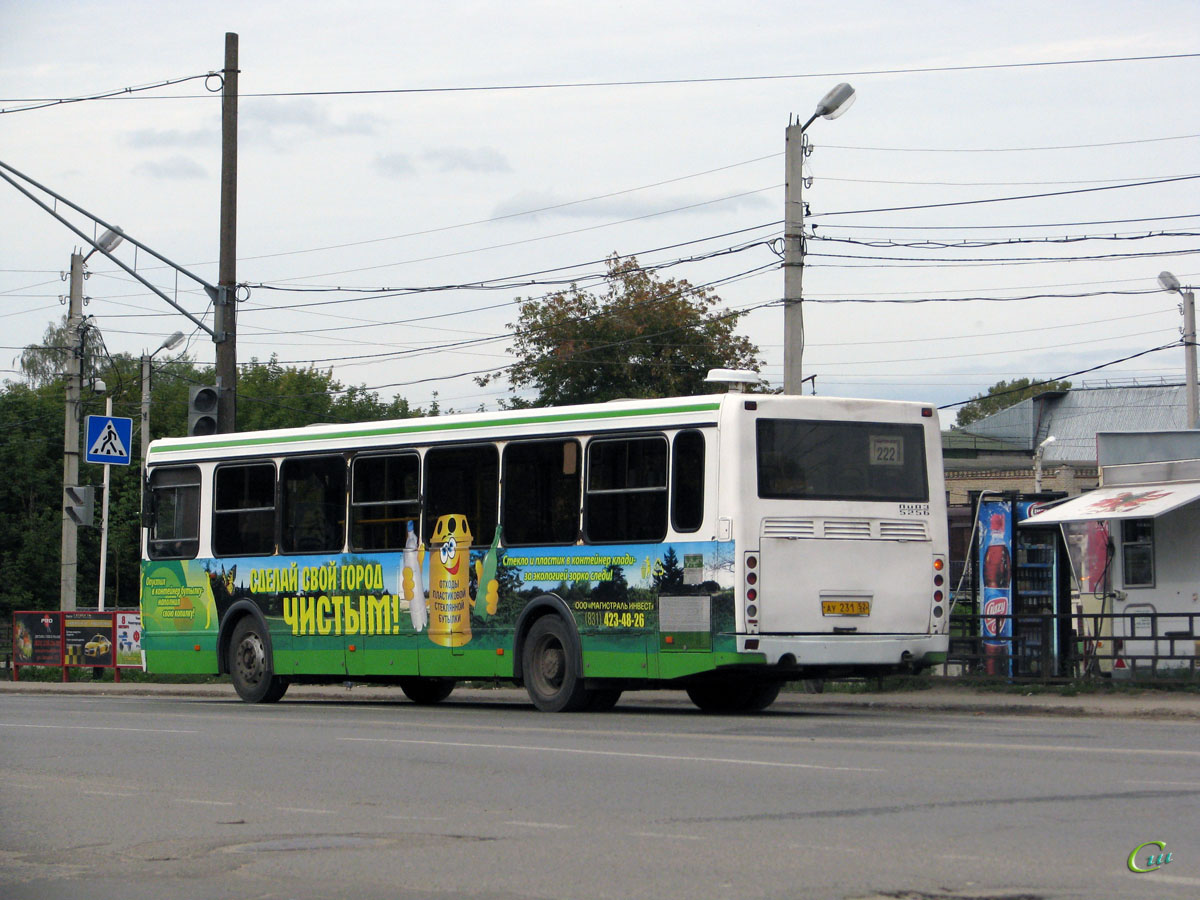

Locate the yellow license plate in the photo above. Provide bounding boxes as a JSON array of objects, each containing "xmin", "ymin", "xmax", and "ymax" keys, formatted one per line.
[{"xmin": 821, "ymin": 600, "xmax": 871, "ymax": 616}]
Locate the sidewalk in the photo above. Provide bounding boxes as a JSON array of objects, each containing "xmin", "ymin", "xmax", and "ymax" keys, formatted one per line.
[{"xmin": 3, "ymin": 677, "xmax": 1198, "ymax": 719}]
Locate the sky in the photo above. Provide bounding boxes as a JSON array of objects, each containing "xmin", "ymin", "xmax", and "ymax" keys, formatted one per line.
[{"xmin": 2, "ymin": 1, "xmax": 1199, "ymax": 429}]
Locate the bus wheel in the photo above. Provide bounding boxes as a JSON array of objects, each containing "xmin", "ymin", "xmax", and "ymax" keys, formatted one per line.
[
  {"xmin": 686, "ymin": 680, "xmax": 781, "ymax": 713},
  {"xmin": 587, "ymin": 688, "xmax": 623, "ymax": 711},
  {"xmin": 523, "ymin": 616, "xmax": 590, "ymax": 712},
  {"xmin": 229, "ymin": 618, "xmax": 285, "ymax": 703},
  {"xmin": 399, "ymin": 678, "xmax": 456, "ymax": 705}
]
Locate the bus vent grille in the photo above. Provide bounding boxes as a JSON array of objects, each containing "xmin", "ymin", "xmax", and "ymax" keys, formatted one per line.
[
  {"xmin": 879, "ymin": 520, "xmax": 929, "ymax": 541},
  {"xmin": 761, "ymin": 517, "xmax": 817, "ymax": 538},
  {"xmin": 821, "ymin": 518, "xmax": 872, "ymax": 539}
]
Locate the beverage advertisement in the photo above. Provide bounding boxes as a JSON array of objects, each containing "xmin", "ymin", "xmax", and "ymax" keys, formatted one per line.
[{"xmin": 978, "ymin": 499, "xmax": 1012, "ymax": 675}]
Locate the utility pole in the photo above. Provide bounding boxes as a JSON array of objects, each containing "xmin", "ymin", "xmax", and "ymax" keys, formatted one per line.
[
  {"xmin": 782, "ymin": 84, "xmax": 856, "ymax": 395},
  {"xmin": 1183, "ymin": 288, "xmax": 1198, "ymax": 429},
  {"xmin": 215, "ymin": 31, "xmax": 239, "ymax": 433},
  {"xmin": 783, "ymin": 121, "xmax": 807, "ymax": 395},
  {"xmin": 59, "ymin": 252, "xmax": 84, "ymax": 611}
]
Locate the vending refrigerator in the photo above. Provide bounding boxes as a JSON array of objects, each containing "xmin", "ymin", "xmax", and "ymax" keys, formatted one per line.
[{"xmin": 975, "ymin": 492, "xmax": 1067, "ymax": 677}]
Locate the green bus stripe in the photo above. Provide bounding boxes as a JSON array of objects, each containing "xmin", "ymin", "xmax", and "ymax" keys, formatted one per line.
[{"xmin": 150, "ymin": 401, "xmax": 722, "ymax": 455}]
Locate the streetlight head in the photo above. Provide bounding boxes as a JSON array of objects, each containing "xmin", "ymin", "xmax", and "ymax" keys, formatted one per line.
[
  {"xmin": 815, "ymin": 83, "xmax": 856, "ymax": 120},
  {"xmin": 96, "ymin": 227, "xmax": 124, "ymax": 253},
  {"xmin": 1039, "ymin": 435, "xmax": 1056, "ymax": 449},
  {"xmin": 1158, "ymin": 270, "xmax": 1181, "ymax": 292},
  {"xmin": 160, "ymin": 331, "xmax": 185, "ymax": 353}
]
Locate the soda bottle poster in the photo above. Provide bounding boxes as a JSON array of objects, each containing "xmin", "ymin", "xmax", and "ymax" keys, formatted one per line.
[{"xmin": 978, "ymin": 499, "xmax": 1013, "ymax": 648}]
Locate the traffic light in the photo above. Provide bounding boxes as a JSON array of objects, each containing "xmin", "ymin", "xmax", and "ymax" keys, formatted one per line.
[
  {"xmin": 188, "ymin": 385, "xmax": 220, "ymax": 436},
  {"xmin": 65, "ymin": 485, "xmax": 95, "ymax": 526}
]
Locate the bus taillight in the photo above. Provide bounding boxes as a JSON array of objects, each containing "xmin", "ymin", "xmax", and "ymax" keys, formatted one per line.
[
  {"xmin": 745, "ymin": 552, "xmax": 760, "ymax": 634},
  {"xmin": 932, "ymin": 555, "xmax": 947, "ymax": 623}
]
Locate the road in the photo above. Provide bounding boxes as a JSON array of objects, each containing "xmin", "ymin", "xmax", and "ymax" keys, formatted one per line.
[{"xmin": 1, "ymin": 688, "xmax": 1198, "ymax": 900}]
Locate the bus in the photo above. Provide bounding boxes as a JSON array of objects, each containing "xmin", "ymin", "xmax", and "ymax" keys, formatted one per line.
[{"xmin": 140, "ymin": 389, "xmax": 949, "ymax": 712}]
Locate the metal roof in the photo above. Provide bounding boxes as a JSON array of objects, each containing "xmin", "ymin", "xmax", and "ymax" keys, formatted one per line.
[{"xmin": 949, "ymin": 384, "xmax": 1190, "ymax": 465}]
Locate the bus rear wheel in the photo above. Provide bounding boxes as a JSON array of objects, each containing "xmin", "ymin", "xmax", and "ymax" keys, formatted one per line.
[
  {"xmin": 399, "ymin": 678, "xmax": 456, "ymax": 705},
  {"xmin": 523, "ymin": 616, "xmax": 591, "ymax": 712},
  {"xmin": 686, "ymin": 680, "xmax": 781, "ymax": 713},
  {"xmin": 229, "ymin": 617, "xmax": 287, "ymax": 703}
]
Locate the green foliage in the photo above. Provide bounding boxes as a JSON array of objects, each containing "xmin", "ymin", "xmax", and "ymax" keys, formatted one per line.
[
  {"xmin": 954, "ymin": 377, "xmax": 1072, "ymax": 428},
  {"xmin": 481, "ymin": 255, "xmax": 762, "ymax": 406},
  {"xmin": 0, "ymin": 341, "xmax": 418, "ymax": 621}
]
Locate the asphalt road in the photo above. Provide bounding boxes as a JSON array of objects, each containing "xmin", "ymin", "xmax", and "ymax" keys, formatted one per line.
[{"xmin": 2, "ymin": 686, "xmax": 1198, "ymax": 900}]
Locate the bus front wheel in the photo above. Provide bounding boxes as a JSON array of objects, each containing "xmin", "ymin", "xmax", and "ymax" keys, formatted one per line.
[
  {"xmin": 523, "ymin": 616, "xmax": 591, "ymax": 712},
  {"xmin": 229, "ymin": 618, "xmax": 287, "ymax": 703},
  {"xmin": 686, "ymin": 680, "xmax": 780, "ymax": 713}
]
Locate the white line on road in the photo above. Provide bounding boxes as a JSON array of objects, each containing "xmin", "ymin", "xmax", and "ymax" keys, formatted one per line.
[
  {"xmin": 632, "ymin": 832, "xmax": 704, "ymax": 841},
  {"xmin": 505, "ymin": 820, "xmax": 572, "ymax": 829},
  {"xmin": 276, "ymin": 806, "xmax": 334, "ymax": 815},
  {"xmin": 384, "ymin": 814, "xmax": 447, "ymax": 822},
  {"xmin": 0, "ymin": 722, "xmax": 197, "ymax": 734},
  {"xmin": 82, "ymin": 789, "xmax": 136, "ymax": 797},
  {"xmin": 175, "ymin": 798, "xmax": 236, "ymax": 806},
  {"xmin": 337, "ymin": 736, "xmax": 882, "ymax": 772}
]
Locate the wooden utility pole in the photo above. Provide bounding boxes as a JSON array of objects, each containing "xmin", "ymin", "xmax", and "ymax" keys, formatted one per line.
[{"xmin": 215, "ymin": 32, "xmax": 239, "ymax": 432}]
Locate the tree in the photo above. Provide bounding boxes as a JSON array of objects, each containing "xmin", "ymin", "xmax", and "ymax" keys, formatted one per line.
[
  {"xmin": 479, "ymin": 255, "xmax": 762, "ymax": 407},
  {"xmin": 954, "ymin": 378, "xmax": 1072, "ymax": 429}
]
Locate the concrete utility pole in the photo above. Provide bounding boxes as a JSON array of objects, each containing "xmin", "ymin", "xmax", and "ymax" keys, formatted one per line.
[
  {"xmin": 1158, "ymin": 271, "xmax": 1199, "ymax": 429},
  {"xmin": 783, "ymin": 84, "xmax": 856, "ymax": 395},
  {"xmin": 59, "ymin": 252, "xmax": 84, "ymax": 611},
  {"xmin": 215, "ymin": 31, "xmax": 239, "ymax": 433}
]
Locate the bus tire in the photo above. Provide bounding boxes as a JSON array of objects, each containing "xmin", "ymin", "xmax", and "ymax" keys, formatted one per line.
[
  {"xmin": 399, "ymin": 678, "xmax": 456, "ymax": 705},
  {"xmin": 686, "ymin": 680, "xmax": 781, "ymax": 713},
  {"xmin": 228, "ymin": 617, "xmax": 285, "ymax": 703},
  {"xmin": 523, "ymin": 616, "xmax": 590, "ymax": 712},
  {"xmin": 587, "ymin": 688, "xmax": 623, "ymax": 711}
]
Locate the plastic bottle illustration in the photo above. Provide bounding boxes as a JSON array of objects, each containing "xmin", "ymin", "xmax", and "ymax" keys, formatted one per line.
[
  {"xmin": 474, "ymin": 525, "xmax": 503, "ymax": 620},
  {"xmin": 427, "ymin": 514, "xmax": 473, "ymax": 647},
  {"xmin": 981, "ymin": 511, "xmax": 1012, "ymax": 675},
  {"xmin": 403, "ymin": 521, "xmax": 427, "ymax": 632}
]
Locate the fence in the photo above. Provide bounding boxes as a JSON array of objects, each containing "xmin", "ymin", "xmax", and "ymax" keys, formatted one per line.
[{"xmin": 944, "ymin": 608, "xmax": 1199, "ymax": 683}]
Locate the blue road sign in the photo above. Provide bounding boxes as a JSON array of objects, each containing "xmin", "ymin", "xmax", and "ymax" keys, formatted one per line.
[{"xmin": 85, "ymin": 415, "xmax": 133, "ymax": 466}]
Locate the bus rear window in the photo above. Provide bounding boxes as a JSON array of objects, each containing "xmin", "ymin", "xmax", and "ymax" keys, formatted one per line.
[{"xmin": 756, "ymin": 419, "xmax": 928, "ymax": 502}]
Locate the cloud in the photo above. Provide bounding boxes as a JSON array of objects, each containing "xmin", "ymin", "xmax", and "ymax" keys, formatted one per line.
[
  {"xmin": 126, "ymin": 128, "xmax": 212, "ymax": 149},
  {"xmin": 375, "ymin": 153, "xmax": 416, "ymax": 177},
  {"xmin": 425, "ymin": 147, "xmax": 512, "ymax": 173},
  {"xmin": 132, "ymin": 156, "xmax": 206, "ymax": 179},
  {"xmin": 241, "ymin": 98, "xmax": 383, "ymax": 147},
  {"xmin": 490, "ymin": 189, "xmax": 772, "ymax": 222}
]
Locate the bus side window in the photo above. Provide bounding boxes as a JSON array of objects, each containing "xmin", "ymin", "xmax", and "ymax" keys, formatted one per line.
[
  {"xmin": 281, "ymin": 456, "xmax": 347, "ymax": 554},
  {"xmin": 671, "ymin": 430, "xmax": 705, "ymax": 533},
  {"xmin": 502, "ymin": 439, "xmax": 581, "ymax": 545},
  {"xmin": 213, "ymin": 462, "xmax": 277, "ymax": 557},
  {"xmin": 423, "ymin": 444, "xmax": 499, "ymax": 543},
  {"xmin": 350, "ymin": 452, "xmax": 420, "ymax": 550},
  {"xmin": 584, "ymin": 436, "xmax": 668, "ymax": 543},
  {"xmin": 146, "ymin": 465, "xmax": 201, "ymax": 559}
]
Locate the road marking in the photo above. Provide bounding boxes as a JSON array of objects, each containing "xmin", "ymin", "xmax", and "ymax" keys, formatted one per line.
[
  {"xmin": 632, "ymin": 831, "xmax": 703, "ymax": 841},
  {"xmin": 82, "ymin": 789, "xmax": 136, "ymax": 797},
  {"xmin": 505, "ymin": 820, "xmax": 572, "ymax": 829},
  {"xmin": 175, "ymin": 798, "xmax": 235, "ymax": 806},
  {"xmin": 1126, "ymin": 779, "xmax": 1200, "ymax": 787},
  {"xmin": 337, "ymin": 736, "xmax": 882, "ymax": 772},
  {"xmin": 384, "ymin": 814, "xmax": 446, "ymax": 822},
  {"xmin": 0, "ymin": 722, "xmax": 197, "ymax": 734},
  {"xmin": 276, "ymin": 806, "xmax": 334, "ymax": 815}
]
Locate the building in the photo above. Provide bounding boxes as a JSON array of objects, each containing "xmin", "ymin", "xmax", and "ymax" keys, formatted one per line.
[{"xmin": 942, "ymin": 383, "xmax": 1190, "ymax": 504}]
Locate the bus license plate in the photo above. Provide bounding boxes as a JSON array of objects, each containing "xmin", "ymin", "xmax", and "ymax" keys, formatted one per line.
[{"xmin": 821, "ymin": 600, "xmax": 870, "ymax": 616}]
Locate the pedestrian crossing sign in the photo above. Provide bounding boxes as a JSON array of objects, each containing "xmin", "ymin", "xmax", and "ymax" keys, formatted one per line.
[{"xmin": 85, "ymin": 415, "xmax": 133, "ymax": 466}]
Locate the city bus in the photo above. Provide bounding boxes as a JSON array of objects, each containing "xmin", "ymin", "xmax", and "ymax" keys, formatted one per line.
[{"xmin": 140, "ymin": 388, "xmax": 949, "ymax": 712}]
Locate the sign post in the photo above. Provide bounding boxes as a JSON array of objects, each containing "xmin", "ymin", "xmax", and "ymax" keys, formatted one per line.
[{"xmin": 85, "ymin": 411, "xmax": 132, "ymax": 612}]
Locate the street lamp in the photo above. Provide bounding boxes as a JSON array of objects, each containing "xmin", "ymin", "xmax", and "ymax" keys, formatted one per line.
[
  {"xmin": 784, "ymin": 83, "xmax": 856, "ymax": 394},
  {"xmin": 60, "ymin": 228, "xmax": 124, "ymax": 612},
  {"xmin": 141, "ymin": 330, "xmax": 186, "ymax": 475},
  {"xmin": 1158, "ymin": 271, "xmax": 1198, "ymax": 429},
  {"xmin": 1034, "ymin": 435, "xmax": 1056, "ymax": 492}
]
